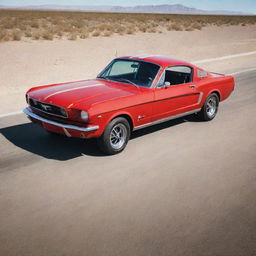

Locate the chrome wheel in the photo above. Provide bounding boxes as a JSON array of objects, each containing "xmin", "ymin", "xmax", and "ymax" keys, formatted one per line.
[
  {"xmin": 110, "ymin": 123, "xmax": 127, "ymax": 150},
  {"xmin": 206, "ymin": 96, "xmax": 217, "ymax": 118}
]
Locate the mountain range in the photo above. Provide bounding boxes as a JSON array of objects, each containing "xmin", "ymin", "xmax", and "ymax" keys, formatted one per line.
[{"xmin": 0, "ymin": 4, "xmax": 253, "ymax": 15}]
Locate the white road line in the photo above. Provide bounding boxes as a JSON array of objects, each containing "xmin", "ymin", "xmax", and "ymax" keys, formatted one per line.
[
  {"xmin": 193, "ymin": 51, "xmax": 256, "ymax": 64},
  {"xmin": 1, "ymin": 51, "xmax": 256, "ymax": 119},
  {"xmin": 0, "ymin": 111, "xmax": 22, "ymax": 118},
  {"xmin": 228, "ymin": 67, "xmax": 256, "ymax": 76}
]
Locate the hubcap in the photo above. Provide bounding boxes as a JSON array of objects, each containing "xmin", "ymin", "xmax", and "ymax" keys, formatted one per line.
[
  {"xmin": 110, "ymin": 123, "xmax": 127, "ymax": 150},
  {"xmin": 206, "ymin": 96, "xmax": 217, "ymax": 118}
]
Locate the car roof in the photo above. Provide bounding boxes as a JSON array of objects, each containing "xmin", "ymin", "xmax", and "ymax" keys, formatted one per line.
[{"xmin": 119, "ymin": 55, "xmax": 193, "ymax": 68}]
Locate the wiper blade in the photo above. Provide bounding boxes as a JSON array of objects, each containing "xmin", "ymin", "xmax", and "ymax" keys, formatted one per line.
[
  {"xmin": 114, "ymin": 78, "xmax": 139, "ymax": 89},
  {"xmin": 97, "ymin": 76, "xmax": 110, "ymax": 81}
]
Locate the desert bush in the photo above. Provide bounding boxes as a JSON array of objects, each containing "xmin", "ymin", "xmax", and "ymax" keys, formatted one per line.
[
  {"xmin": 115, "ymin": 25, "xmax": 126, "ymax": 35},
  {"xmin": 30, "ymin": 20, "xmax": 40, "ymax": 28},
  {"xmin": 0, "ymin": 30, "xmax": 10, "ymax": 41},
  {"xmin": 80, "ymin": 32, "xmax": 89, "ymax": 39},
  {"xmin": 24, "ymin": 30, "xmax": 32, "ymax": 37},
  {"xmin": 32, "ymin": 32, "xmax": 41, "ymax": 40},
  {"xmin": 138, "ymin": 24, "xmax": 147, "ymax": 33},
  {"xmin": 167, "ymin": 23, "xmax": 183, "ymax": 31},
  {"xmin": 148, "ymin": 27, "xmax": 157, "ymax": 33},
  {"xmin": 91, "ymin": 30, "xmax": 100, "ymax": 37},
  {"xmin": 185, "ymin": 27, "xmax": 194, "ymax": 31},
  {"xmin": 0, "ymin": 10, "xmax": 255, "ymax": 42},
  {"xmin": 190, "ymin": 22, "xmax": 202, "ymax": 30},
  {"xmin": 68, "ymin": 33, "xmax": 77, "ymax": 40},
  {"xmin": 42, "ymin": 31, "xmax": 53, "ymax": 40},
  {"xmin": 103, "ymin": 31, "xmax": 112, "ymax": 37},
  {"xmin": 71, "ymin": 20, "xmax": 84, "ymax": 29},
  {"xmin": 12, "ymin": 30, "xmax": 22, "ymax": 40}
]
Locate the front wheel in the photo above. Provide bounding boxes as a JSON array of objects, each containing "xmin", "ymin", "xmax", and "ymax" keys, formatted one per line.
[
  {"xmin": 97, "ymin": 117, "xmax": 131, "ymax": 155},
  {"xmin": 198, "ymin": 93, "xmax": 219, "ymax": 121}
]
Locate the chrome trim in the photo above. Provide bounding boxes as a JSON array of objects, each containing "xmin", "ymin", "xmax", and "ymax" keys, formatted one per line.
[
  {"xmin": 133, "ymin": 109, "xmax": 201, "ymax": 131},
  {"xmin": 29, "ymin": 97, "xmax": 68, "ymax": 118},
  {"xmin": 63, "ymin": 128, "xmax": 72, "ymax": 137},
  {"xmin": 197, "ymin": 92, "xmax": 204, "ymax": 104},
  {"xmin": 23, "ymin": 108, "xmax": 99, "ymax": 132},
  {"xmin": 30, "ymin": 106, "xmax": 68, "ymax": 119}
]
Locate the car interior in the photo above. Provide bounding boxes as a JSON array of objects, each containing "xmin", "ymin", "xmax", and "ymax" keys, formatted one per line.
[
  {"xmin": 100, "ymin": 60, "xmax": 160, "ymax": 87},
  {"xmin": 163, "ymin": 66, "xmax": 193, "ymax": 86}
]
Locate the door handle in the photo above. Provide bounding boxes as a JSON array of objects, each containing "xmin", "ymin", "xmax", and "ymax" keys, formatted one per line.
[{"xmin": 188, "ymin": 85, "xmax": 196, "ymax": 89}]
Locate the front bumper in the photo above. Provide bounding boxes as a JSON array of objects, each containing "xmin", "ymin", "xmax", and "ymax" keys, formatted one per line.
[{"xmin": 23, "ymin": 107, "xmax": 99, "ymax": 135}]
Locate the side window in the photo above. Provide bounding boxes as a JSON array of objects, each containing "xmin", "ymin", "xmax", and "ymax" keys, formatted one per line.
[
  {"xmin": 164, "ymin": 66, "xmax": 193, "ymax": 85},
  {"xmin": 198, "ymin": 69, "xmax": 207, "ymax": 78}
]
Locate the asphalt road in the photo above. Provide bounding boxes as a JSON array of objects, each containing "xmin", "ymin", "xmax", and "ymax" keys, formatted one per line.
[{"xmin": 0, "ymin": 71, "xmax": 256, "ymax": 256}]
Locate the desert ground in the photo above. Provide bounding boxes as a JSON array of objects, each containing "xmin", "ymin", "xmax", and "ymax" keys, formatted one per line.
[
  {"xmin": 0, "ymin": 24, "xmax": 256, "ymax": 114},
  {"xmin": 0, "ymin": 18, "xmax": 256, "ymax": 256}
]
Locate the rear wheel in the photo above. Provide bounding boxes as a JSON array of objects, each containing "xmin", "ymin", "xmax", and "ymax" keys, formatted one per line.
[
  {"xmin": 198, "ymin": 93, "xmax": 219, "ymax": 121},
  {"xmin": 97, "ymin": 117, "xmax": 131, "ymax": 155}
]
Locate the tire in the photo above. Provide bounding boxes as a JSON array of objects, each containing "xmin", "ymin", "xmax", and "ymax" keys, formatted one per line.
[
  {"xmin": 97, "ymin": 117, "xmax": 131, "ymax": 155},
  {"xmin": 198, "ymin": 93, "xmax": 219, "ymax": 121}
]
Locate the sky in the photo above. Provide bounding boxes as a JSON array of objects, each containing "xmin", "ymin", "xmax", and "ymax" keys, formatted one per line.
[{"xmin": 0, "ymin": 0, "xmax": 255, "ymax": 13}]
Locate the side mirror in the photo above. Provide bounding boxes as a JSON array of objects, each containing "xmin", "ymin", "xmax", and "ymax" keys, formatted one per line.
[
  {"xmin": 156, "ymin": 81, "xmax": 171, "ymax": 89},
  {"xmin": 164, "ymin": 81, "xmax": 171, "ymax": 88}
]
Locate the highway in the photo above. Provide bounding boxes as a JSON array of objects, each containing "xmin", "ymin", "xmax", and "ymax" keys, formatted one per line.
[{"xmin": 0, "ymin": 70, "xmax": 256, "ymax": 256}]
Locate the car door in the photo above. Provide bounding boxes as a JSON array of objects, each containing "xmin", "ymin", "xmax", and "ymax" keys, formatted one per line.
[{"xmin": 152, "ymin": 65, "xmax": 201, "ymax": 121}]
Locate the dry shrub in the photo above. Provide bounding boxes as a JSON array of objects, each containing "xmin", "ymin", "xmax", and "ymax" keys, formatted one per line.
[
  {"xmin": 126, "ymin": 28, "xmax": 134, "ymax": 34},
  {"xmin": 185, "ymin": 27, "xmax": 194, "ymax": 31},
  {"xmin": 167, "ymin": 23, "xmax": 183, "ymax": 31},
  {"xmin": 32, "ymin": 32, "xmax": 41, "ymax": 40},
  {"xmin": 97, "ymin": 23, "xmax": 107, "ymax": 31},
  {"xmin": 190, "ymin": 22, "xmax": 202, "ymax": 30},
  {"xmin": 0, "ymin": 30, "xmax": 10, "ymax": 41},
  {"xmin": 57, "ymin": 31, "xmax": 63, "ymax": 37},
  {"xmin": 104, "ymin": 24, "xmax": 115, "ymax": 32},
  {"xmin": 0, "ymin": 10, "xmax": 255, "ymax": 42},
  {"xmin": 115, "ymin": 26, "xmax": 126, "ymax": 35},
  {"xmin": 30, "ymin": 20, "xmax": 40, "ymax": 28},
  {"xmin": 103, "ymin": 31, "xmax": 112, "ymax": 37},
  {"xmin": 24, "ymin": 30, "xmax": 32, "ymax": 37},
  {"xmin": 91, "ymin": 30, "xmax": 100, "ymax": 37},
  {"xmin": 68, "ymin": 33, "xmax": 78, "ymax": 40},
  {"xmin": 2, "ymin": 18, "xmax": 16, "ymax": 29},
  {"xmin": 12, "ymin": 30, "xmax": 22, "ymax": 41},
  {"xmin": 148, "ymin": 27, "xmax": 157, "ymax": 33},
  {"xmin": 42, "ymin": 31, "xmax": 53, "ymax": 40},
  {"xmin": 71, "ymin": 20, "xmax": 84, "ymax": 29},
  {"xmin": 138, "ymin": 24, "xmax": 147, "ymax": 33}
]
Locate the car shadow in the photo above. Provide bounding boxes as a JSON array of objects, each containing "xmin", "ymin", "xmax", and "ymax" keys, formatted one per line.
[{"xmin": 0, "ymin": 114, "xmax": 199, "ymax": 161}]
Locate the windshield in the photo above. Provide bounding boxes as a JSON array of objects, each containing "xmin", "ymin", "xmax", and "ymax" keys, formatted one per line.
[{"xmin": 97, "ymin": 59, "xmax": 160, "ymax": 88}]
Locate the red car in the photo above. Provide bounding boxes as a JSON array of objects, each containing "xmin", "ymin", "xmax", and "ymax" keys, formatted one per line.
[{"xmin": 24, "ymin": 55, "xmax": 234, "ymax": 154}]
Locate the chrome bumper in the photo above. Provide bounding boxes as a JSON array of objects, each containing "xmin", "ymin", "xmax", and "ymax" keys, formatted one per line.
[{"xmin": 23, "ymin": 107, "xmax": 99, "ymax": 132}]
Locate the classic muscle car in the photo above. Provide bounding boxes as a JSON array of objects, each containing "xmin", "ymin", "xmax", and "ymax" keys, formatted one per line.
[{"xmin": 24, "ymin": 55, "xmax": 234, "ymax": 154}]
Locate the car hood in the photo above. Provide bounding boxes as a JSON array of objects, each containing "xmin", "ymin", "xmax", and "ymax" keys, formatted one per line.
[{"xmin": 28, "ymin": 79, "xmax": 139, "ymax": 109}]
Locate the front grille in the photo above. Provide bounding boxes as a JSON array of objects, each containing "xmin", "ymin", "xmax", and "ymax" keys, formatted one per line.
[
  {"xmin": 31, "ymin": 108, "xmax": 85, "ymax": 127},
  {"xmin": 29, "ymin": 98, "xmax": 67, "ymax": 118}
]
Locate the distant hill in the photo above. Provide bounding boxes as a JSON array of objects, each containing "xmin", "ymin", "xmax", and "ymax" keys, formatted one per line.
[{"xmin": 0, "ymin": 4, "xmax": 253, "ymax": 16}]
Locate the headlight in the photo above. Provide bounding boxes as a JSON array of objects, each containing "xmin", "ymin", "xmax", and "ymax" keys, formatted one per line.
[{"xmin": 80, "ymin": 111, "xmax": 89, "ymax": 122}]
